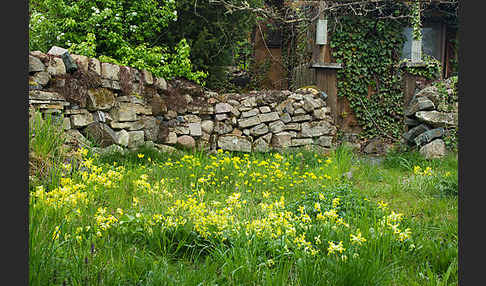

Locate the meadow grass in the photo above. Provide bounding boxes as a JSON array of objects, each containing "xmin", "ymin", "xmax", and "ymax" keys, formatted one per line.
[{"xmin": 29, "ymin": 126, "xmax": 458, "ymax": 286}]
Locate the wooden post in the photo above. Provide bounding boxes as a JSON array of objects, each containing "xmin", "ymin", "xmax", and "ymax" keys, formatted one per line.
[{"xmin": 311, "ymin": 1, "xmax": 341, "ymax": 124}]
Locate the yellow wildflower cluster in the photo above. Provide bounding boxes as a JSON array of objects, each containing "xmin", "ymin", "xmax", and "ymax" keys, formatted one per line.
[
  {"xmin": 413, "ymin": 165, "xmax": 433, "ymax": 176},
  {"xmin": 31, "ymin": 146, "xmax": 416, "ymax": 264},
  {"xmin": 94, "ymin": 207, "xmax": 119, "ymax": 235},
  {"xmin": 327, "ymin": 240, "xmax": 345, "ymax": 255},
  {"xmin": 350, "ymin": 229, "xmax": 367, "ymax": 245},
  {"xmin": 380, "ymin": 208, "xmax": 412, "ymax": 242},
  {"xmin": 32, "ymin": 182, "xmax": 89, "ymax": 210}
]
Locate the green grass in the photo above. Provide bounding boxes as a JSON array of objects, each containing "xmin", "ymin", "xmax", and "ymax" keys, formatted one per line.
[{"xmin": 29, "ymin": 144, "xmax": 458, "ymax": 286}]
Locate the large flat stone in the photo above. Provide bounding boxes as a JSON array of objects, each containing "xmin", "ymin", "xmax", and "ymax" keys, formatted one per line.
[
  {"xmin": 414, "ymin": 127, "xmax": 445, "ymax": 146},
  {"xmin": 405, "ymin": 96, "xmax": 435, "ymax": 116},
  {"xmin": 47, "ymin": 46, "xmax": 68, "ymax": 56},
  {"xmin": 115, "ymin": 129, "xmax": 129, "ymax": 147},
  {"xmin": 214, "ymin": 121, "xmax": 233, "ymax": 134},
  {"xmin": 218, "ymin": 135, "xmax": 252, "ymax": 152},
  {"xmin": 154, "ymin": 77, "xmax": 167, "ymax": 90},
  {"xmin": 419, "ymin": 139, "xmax": 447, "ymax": 159},
  {"xmin": 215, "ymin": 102, "xmax": 233, "ymax": 114},
  {"xmin": 87, "ymin": 88, "xmax": 116, "ymax": 111},
  {"xmin": 241, "ymin": 108, "xmax": 260, "ymax": 118},
  {"xmin": 110, "ymin": 103, "xmax": 138, "ymax": 122},
  {"xmin": 271, "ymin": 132, "xmax": 292, "ymax": 148},
  {"xmin": 101, "ymin": 62, "xmax": 120, "ymax": 80},
  {"xmin": 29, "ymin": 55, "xmax": 45, "ymax": 73},
  {"xmin": 201, "ymin": 120, "xmax": 214, "ymax": 134},
  {"xmin": 316, "ymin": 136, "xmax": 333, "ymax": 148},
  {"xmin": 258, "ymin": 112, "xmax": 279, "ymax": 123},
  {"xmin": 188, "ymin": 122, "xmax": 202, "ymax": 137},
  {"xmin": 89, "ymin": 58, "xmax": 101, "ymax": 76},
  {"xmin": 128, "ymin": 131, "xmax": 145, "ymax": 148},
  {"xmin": 403, "ymin": 124, "xmax": 430, "ymax": 144},
  {"xmin": 71, "ymin": 113, "xmax": 94, "ymax": 128},
  {"xmin": 83, "ymin": 122, "xmax": 118, "ymax": 147},
  {"xmin": 253, "ymin": 137, "xmax": 271, "ymax": 152},
  {"xmin": 47, "ymin": 57, "xmax": 66, "ymax": 76},
  {"xmin": 269, "ymin": 120, "xmax": 285, "ymax": 133},
  {"xmin": 31, "ymin": 71, "xmax": 51, "ymax": 86},
  {"xmin": 249, "ymin": 123, "xmax": 269, "ymax": 136},
  {"xmin": 238, "ymin": 116, "xmax": 261, "ymax": 128},
  {"xmin": 301, "ymin": 121, "xmax": 333, "ymax": 137},
  {"xmin": 303, "ymin": 95, "xmax": 322, "ymax": 111},
  {"xmin": 29, "ymin": 90, "xmax": 64, "ymax": 101},
  {"xmin": 142, "ymin": 117, "xmax": 159, "ymax": 142},
  {"xmin": 292, "ymin": 114, "xmax": 312, "ymax": 122},
  {"xmin": 415, "ymin": 111, "xmax": 457, "ymax": 128},
  {"xmin": 71, "ymin": 54, "xmax": 89, "ymax": 72},
  {"xmin": 65, "ymin": 129, "xmax": 91, "ymax": 148},
  {"xmin": 291, "ymin": 138, "xmax": 314, "ymax": 147}
]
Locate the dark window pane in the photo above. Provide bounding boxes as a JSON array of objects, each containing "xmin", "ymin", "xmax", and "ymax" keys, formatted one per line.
[{"xmin": 401, "ymin": 26, "xmax": 441, "ymax": 60}]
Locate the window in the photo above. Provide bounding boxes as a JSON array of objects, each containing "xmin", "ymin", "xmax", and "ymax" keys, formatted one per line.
[{"xmin": 401, "ymin": 24, "xmax": 445, "ymax": 61}]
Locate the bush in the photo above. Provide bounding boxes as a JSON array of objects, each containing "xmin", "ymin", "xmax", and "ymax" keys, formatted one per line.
[
  {"xmin": 159, "ymin": 0, "xmax": 263, "ymax": 89},
  {"xmin": 29, "ymin": 0, "xmax": 206, "ymax": 84}
]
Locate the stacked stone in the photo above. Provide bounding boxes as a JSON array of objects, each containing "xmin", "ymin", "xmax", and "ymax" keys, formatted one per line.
[
  {"xmin": 211, "ymin": 88, "xmax": 337, "ymax": 153},
  {"xmin": 28, "ymin": 46, "xmax": 338, "ymax": 154},
  {"xmin": 402, "ymin": 78, "xmax": 458, "ymax": 159},
  {"xmin": 29, "ymin": 47, "xmax": 169, "ymax": 152}
]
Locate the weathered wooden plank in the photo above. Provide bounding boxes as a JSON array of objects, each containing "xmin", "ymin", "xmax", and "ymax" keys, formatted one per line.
[{"xmin": 316, "ymin": 69, "xmax": 338, "ymax": 123}]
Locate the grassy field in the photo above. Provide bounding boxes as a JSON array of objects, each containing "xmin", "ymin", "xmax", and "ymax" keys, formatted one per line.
[{"xmin": 29, "ymin": 114, "xmax": 458, "ymax": 286}]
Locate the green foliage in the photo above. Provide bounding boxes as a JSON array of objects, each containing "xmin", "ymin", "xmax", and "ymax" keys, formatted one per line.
[
  {"xmin": 434, "ymin": 75, "xmax": 458, "ymax": 109},
  {"xmin": 410, "ymin": 1, "xmax": 422, "ymax": 41},
  {"xmin": 29, "ymin": 110, "xmax": 66, "ymax": 190},
  {"xmin": 159, "ymin": 0, "xmax": 264, "ymax": 89},
  {"xmin": 29, "ymin": 111, "xmax": 65, "ymax": 160},
  {"xmin": 29, "ymin": 0, "xmax": 206, "ymax": 83},
  {"xmin": 330, "ymin": 16, "xmax": 407, "ymax": 139},
  {"xmin": 400, "ymin": 54, "xmax": 442, "ymax": 80}
]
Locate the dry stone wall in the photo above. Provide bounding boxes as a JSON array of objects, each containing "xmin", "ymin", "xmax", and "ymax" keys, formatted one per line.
[
  {"xmin": 402, "ymin": 77, "xmax": 458, "ymax": 159},
  {"xmin": 29, "ymin": 47, "xmax": 337, "ymax": 153}
]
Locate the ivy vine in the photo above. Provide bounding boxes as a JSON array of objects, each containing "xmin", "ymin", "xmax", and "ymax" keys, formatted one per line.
[
  {"xmin": 399, "ymin": 54, "xmax": 442, "ymax": 80},
  {"xmin": 330, "ymin": 16, "xmax": 406, "ymax": 140},
  {"xmin": 411, "ymin": 1, "xmax": 422, "ymax": 41}
]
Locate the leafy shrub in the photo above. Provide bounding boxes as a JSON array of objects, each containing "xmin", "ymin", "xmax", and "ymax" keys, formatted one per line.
[
  {"xmin": 29, "ymin": 0, "xmax": 206, "ymax": 84},
  {"xmin": 160, "ymin": 0, "xmax": 263, "ymax": 89}
]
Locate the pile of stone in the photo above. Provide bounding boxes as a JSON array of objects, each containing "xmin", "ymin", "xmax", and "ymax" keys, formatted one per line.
[
  {"xmin": 402, "ymin": 78, "xmax": 458, "ymax": 159},
  {"xmin": 29, "ymin": 46, "xmax": 338, "ymax": 154}
]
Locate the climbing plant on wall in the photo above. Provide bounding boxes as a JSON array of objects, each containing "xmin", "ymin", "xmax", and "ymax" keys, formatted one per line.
[{"xmin": 330, "ymin": 16, "xmax": 407, "ymax": 139}]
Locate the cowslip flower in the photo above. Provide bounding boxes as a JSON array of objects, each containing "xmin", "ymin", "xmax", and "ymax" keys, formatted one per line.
[
  {"xmin": 350, "ymin": 230, "xmax": 367, "ymax": 245},
  {"xmin": 327, "ymin": 241, "xmax": 345, "ymax": 255}
]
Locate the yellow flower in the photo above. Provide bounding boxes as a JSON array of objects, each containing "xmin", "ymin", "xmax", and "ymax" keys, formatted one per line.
[
  {"xmin": 52, "ymin": 226, "xmax": 60, "ymax": 241},
  {"xmin": 377, "ymin": 200, "xmax": 388, "ymax": 210},
  {"xmin": 132, "ymin": 197, "xmax": 139, "ymax": 207},
  {"xmin": 327, "ymin": 241, "xmax": 345, "ymax": 255},
  {"xmin": 137, "ymin": 153, "xmax": 145, "ymax": 158},
  {"xmin": 332, "ymin": 197, "xmax": 341, "ymax": 208},
  {"xmin": 398, "ymin": 228, "xmax": 412, "ymax": 242},
  {"xmin": 413, "ymin": 165, "xmax": 422, "ymax": 175},
  {"xmin": 350, "ymin": 230, "xmax": 367, "ymax": 245}
]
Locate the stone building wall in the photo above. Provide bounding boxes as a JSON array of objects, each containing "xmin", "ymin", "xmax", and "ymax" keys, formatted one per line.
[{"xmin": 28, "ymin": 47, "xmax": 337, "ymax": 153}]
